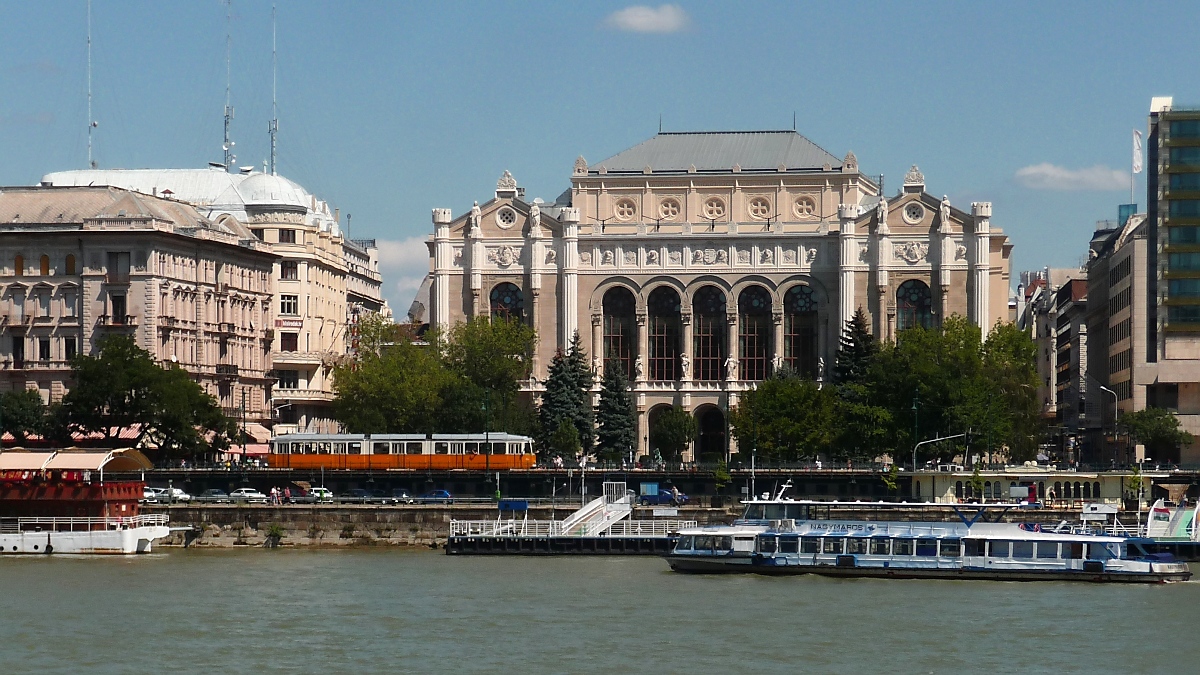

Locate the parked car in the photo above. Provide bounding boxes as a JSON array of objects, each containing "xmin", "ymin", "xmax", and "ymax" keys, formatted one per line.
[
  {"xmin": 386, "ymin": 488, "xmax": 414, "ymax": 505},
  {"xmin": 639, "ymin": 488, "xmax": 688, "ymax": 506},
  {"xmin": 339, "ymin": 488, "xmax": 375, "ymax": 504},
  {"xmin": 140, "ymin": 487, "xmax": 163, "ymax": 504},
  {"xmin": 417, "ymin": 490, "xmax": 453, "ymax": 504},
  {"xmin": 197, "ymin": 489, "xmax": 231, "ymax": 503},
  {"xmin": 308, "ymin": 487, "xmax": 334, "ymax": 503},
  {"xmin": 286, "ymin": 488, "xmax": 316, "ymax": 504},
  {"xmin": 229, "ymin": 488, "xmax": 269, "ymax": 503},
  {"xmin": 163, "ymin": 487, "xmax": 193, "ymax": 503}
]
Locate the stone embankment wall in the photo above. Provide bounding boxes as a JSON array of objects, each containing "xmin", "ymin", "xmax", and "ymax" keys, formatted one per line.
[{"xmin": 146, "ymin": 503, "xmax": 1091, "ymax": 549}]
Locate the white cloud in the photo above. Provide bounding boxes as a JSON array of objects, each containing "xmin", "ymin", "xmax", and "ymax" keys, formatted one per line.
[
  {"xmin": 376, "ymin": 236, "xmax": 430, "ymax": 315},
  {"xmin": 605, "ymin": 4, "xmax": 690, "ymax": 33},
  {"xmin": 1014, "ymin": 163, "xmax": 1128, "ymax": 191}
]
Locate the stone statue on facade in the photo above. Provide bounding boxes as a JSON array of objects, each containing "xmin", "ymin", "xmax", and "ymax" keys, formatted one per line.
[
  {"xmin": 679, "ymin": 353, "xmax": 690, "ymax": 378},
  {"xmin": 876, "ymin": 197, "xmax": 889, "ymax": 234},
  {"xmin": 725, "ymin": 355, "xmax": 738, "ymax": 380},
  {"xmin": 634, "ymin": 355, "xmax": 645, "ymax": 379},
  {"xmin": 939, "ymin": 195, "xmax": 952, "ymax": 234},
  {"xmin": 772, "ymin": 354, "xmax": 784, "ymax": 373},
  {"xmin": 468, "ymin": 201, "xmax": 482, "ymax": 235},
  {"xmin": 528, "ymin": 202, "xmax": 541, "ymax": 234}
]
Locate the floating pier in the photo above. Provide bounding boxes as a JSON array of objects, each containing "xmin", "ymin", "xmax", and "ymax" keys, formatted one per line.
[{"xmin": 446, "ymin": 482, "xmax": 695, "ymax": 555}]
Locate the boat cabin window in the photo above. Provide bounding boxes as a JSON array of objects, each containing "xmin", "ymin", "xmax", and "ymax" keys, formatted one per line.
[
  {"xmin": 1086, "ymin": 542, "xmax": 1117, "ymax": 560},
  {"xmin": 373, "ymin": 442, "xmax": 390, "ymax": 455},
  {"xmin": 846, "ymin": 538, "xmax": 868, "ymax": 554},
  {"xmin": 1036, "ymin": 542, "xmax": 1058, "ymax": 559},
  {"xmin": 779, "ymin": 536, "xmax": 799, "ymax": 554},
  {"xmin": 940, "ymin": 539, "xmax": 962, "ymax": 557},
  {"xmin": 893, "ymin": 539, "xmax": 914, "ymax": 556},
  {"xmin": 870, "ymin": 538, "xmax": 890, "ymax": 555},
  {"xmin": 743, "ymin": 505, "xmax": 765, "ymax": 520},
  {"xmin": 989, "ymin": 541, "xmax": 1011, "ymax": 558},
  {"xmin": 716, "ymin": 536, "xmax": 733, "ymax": 551},
  {"xmin": 1012, "ymin": 541, "xmax": 1034, "ymax": 559},
  {"xmin": 758, "ymin": 536, "xmax": 777, "ymax": 553},
  {"xmin": 1123, "ymin": 542, "xmax": 1147, "ymax": 560},
  {"xmin": 964, "ymin": 539, "xmax": 985, "ymax": 557},
  {"xmin": 434, "ymin": 442, "xmax": 449, "ymax": 455},
  {"xmin": 1063, "ymin": 542, "xmax": 1084, "ymax": 559},
  {"xmin": 916, "ymin": 538, "xmax": 938, "ymax": 557},
  {"xmin": 801, "ymin": 537, "xmax": 820, "ymax": 554},
  {"xmin": 407, "ymin": 442, "xmax": 423, "ymax": 455},
  {"xmin": 822, "ymin": 538, "xmax": 844, "ymax": 554},
  {"xmin": 674, "ymin": 535, "xmax": 693, "ymax": 551}
]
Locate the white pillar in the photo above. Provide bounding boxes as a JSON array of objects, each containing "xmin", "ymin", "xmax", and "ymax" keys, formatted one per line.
[
  {"xmin": 431, "ymin": 208, "xmax": 452, "ymax": 331},
  {"xmin": 971, "ymin": 202, "xmax": 992, "ymax": 329},
  {"xmin": 838, "ymin": 203, "xmax": 860, "ymax": 331},
  {"xmin": 560, "ymin": 208, "xmax": 580, "ymax": 349}
]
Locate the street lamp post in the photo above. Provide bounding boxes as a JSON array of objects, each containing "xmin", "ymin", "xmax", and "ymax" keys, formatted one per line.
[
  {"xmin": 1137, "ymin": 455, "xmax": 1152, "ymax": 535},
  {"xmin": 1099, "ymin": 385, "xmax": 1119, "ymax": 466},
  {"xmin": 911, "ymin": 393, "xmax": 920, "ymax": 471}
]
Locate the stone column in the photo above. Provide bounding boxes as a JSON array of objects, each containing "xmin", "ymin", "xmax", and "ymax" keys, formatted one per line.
[
  {"xmin": 771, "ymin": 310, "xmax": 784, "ymax": 373},
  {"xmin": 467, "ymin": 221, "xmax": 484, "ymax": 319},
  {"xmin": 680, "ymin": 312, "xmax": 693, "ymax": 384},
  {"xmin": 971, "ymin": 202, "xmax": 992, "ymax": 328},
  {"xmin": 560, "ymin": 208, "xmax": 580, "ymax": 349},
  {"xmin": 635, "ymin": 312, "xmax": 648, "ymax": 384},
  {"xmin": 431, "ymin": 208, "xmax": 452, "ymax": 331},
  {"xmin": 726, "ymin": 313, "xmax": 739, "ymax": 382},
  {"xmin": 838, "ymin": 203, "xmax": 860, "ymax": 331},
  {"xmin": 591, "ymin": 313, "xmax": 603, "ymax": 375}
]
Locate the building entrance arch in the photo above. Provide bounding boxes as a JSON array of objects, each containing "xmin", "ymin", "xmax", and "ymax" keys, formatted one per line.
[{"xmin": 695, "ymin": 405, "xmax": 727, "ymax": 463}]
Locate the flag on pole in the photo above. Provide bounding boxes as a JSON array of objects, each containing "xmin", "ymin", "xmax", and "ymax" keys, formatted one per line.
[{"xmin": 1133, "ymin": 129, "xmax": 1143, "ymax": 174}]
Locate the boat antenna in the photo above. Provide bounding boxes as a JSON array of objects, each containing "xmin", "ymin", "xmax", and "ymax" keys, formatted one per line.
[
  {"xmin": 268, "ymin": 1, "xmax": 278, "ymax": 175},
  {"xmin": 86, "ymin": 0, "xmax": 97, "ymax": 169},
  {"xmin": 222, "ymin": 0, "xmax": 236, "ymax": 171},
  {"xmin": 775, "ymin": 480, "xmax": 792, "ymax": 500}
]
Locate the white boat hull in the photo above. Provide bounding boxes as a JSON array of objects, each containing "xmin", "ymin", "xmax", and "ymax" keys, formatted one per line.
[{"xmin": 0, "ymin": 520, "xmax": 171, "ymax": 555}]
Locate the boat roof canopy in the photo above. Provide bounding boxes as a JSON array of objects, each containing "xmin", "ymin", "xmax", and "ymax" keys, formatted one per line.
[{"xmin": 0, "ymin": 448, "xmax": 154, "ymax": 472}]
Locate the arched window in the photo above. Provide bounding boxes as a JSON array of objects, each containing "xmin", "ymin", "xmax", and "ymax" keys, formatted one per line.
[
  {"xmin": 984, "ymin": 481, "xmax": 992, "ymax": 500},
  {"xmin": 1093, "ymin": 482, "xmax": 1101, "ymax": 498},
  {"xmin": 955, "ymin": 481, "xmax": 964, "ymax": 499},
  {"xmin": 738, "ymin": 286, "xmax": 771, "ymax": 381},
  {"xmin": 489, "ymin": 282, "xmax": 524, "ymax": 322},
  {"xmin": 896, "ymin": 279, "xmax": 933, "ymax": 331},
  {"xmin": 14, "ymin": 255, "xmax": 23, "ymax": 277},
  {"xmin": 39, "ymin": 255, "xmax": 49, "ymax": 276},
  {"xmin": 1083, "ymin": 482, "xmax": 1091, "ymax": 499},
  {"xmin": 696, "ymin": 406, "xmax": 727, "ymax": 462},
  {"xmin": 603, "ymin": 287, "xmax": 636, "ymax": 379},
  {"xmin": 647, "ymin": 287, "xmax": 681, "ymax": 381},
  {"xmin": 65, "ymin": 254, "xmax": 76, "ymax": 275},
  {"xmin": 692, "ymin": 286, "xmax": 727, "ymax": 381},
  {"xmin": 783, "ymin": 285, "xmax": 818, "ymax": 377}
]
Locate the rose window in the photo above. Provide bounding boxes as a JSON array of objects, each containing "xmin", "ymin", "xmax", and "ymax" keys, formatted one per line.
[
  {"xmin": 703, "ymin": 197, "xmax": 726, "ymax": 219},
  {"xmin": 614, "ymin": 199, "xmax": 636, "ymax": 221},
  {"xmin": 659, "ymin": 198, "xmax": 681, "ymax": 220},
  {"xmin": 497, "ymin": 207, "xmax": 517, "ymax": 228},
  {"xmin": 748, "ymin": 197, "xmax": 771, "ymax": 220},
  {"xmin": 903, "ymin": 203, "xmax": 925, "ymax": 224},
  {"xmin": 794, "ymin": 196, "xmax": 816, "ymax": 219}
]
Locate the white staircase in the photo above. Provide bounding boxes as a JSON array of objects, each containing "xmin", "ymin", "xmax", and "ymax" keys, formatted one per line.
[{"xmin": 560, "ymin": 482, "xmax": 634, "ymax": 536}]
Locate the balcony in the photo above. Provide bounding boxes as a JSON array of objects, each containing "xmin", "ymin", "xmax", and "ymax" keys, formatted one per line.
[
  {"xmin": 212, "ymin": 321, "xmax": 236, "ymax": 336},
  {"xmin": 272, "ymin": 388, "xmax": 335, "ymax": 403},
  {"xmin": 272, "ymin": 350, "xmax": 324, "ymax": 366},
  {"xmin": 215, "ymin": 363, "xmax": 240, "ymax": 379},
  {"xmin": 97, "ymin": 314, "xmax": 137, "ymax": 329}
]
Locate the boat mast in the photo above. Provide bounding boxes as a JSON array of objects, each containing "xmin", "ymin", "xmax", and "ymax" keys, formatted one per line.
[{"xmin": 222, "ymin": 0, "xmax": 236, "ymax": 171}]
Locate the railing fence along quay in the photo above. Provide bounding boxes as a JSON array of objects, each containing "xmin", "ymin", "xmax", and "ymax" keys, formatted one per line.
[
  {"xmin": 0, "ymin": 513, "xmax": 168, "ymax": 534},
  {"xmin": 449, "ymin": 519, "xmax": 696, "ymax": 539}
]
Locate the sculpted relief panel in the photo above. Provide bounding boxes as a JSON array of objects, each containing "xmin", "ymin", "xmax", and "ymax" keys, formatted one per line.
[{"xmin": 894, "ymin": 241, "xmax": 929, "ymax": 264}]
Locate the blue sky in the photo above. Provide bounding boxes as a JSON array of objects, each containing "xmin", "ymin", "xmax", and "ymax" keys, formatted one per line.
[{"xmin": 2, "ymin": 1, "xmax": 1198, "ymax": 311}]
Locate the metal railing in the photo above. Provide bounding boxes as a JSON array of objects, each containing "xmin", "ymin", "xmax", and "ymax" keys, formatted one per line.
[
  {"xmin": 0, "ymin": 513, "xmax": 168, "ymax": 534},
  {"xmin": 449, "ymin": 518, "xmax": 693, "ymax": 538},
  {"xmin": 606, "ymin": 520, "xmax": 697, "ymax": 537}
]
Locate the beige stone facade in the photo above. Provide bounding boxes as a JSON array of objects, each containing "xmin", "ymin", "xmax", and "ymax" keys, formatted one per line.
[
  {"xmin": 0, "ymin": 186, "xmax": 276, "ymax": 423},
  {"xmin": 426, "ymin": 132, "xmax": 1013, "ymax": 458}
]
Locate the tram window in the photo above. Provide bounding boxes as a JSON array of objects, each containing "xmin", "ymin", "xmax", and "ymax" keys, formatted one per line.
[
  {"xmin": 1063, "ymin": 543, "xmax": 1084, "ymax": 559},
  {"xmin": 1012, "ymin": 541, "xmax": 1034, "ymax": 559},
  {"xmin": 800, "ymin": 537, "xmax": 820, "ymax": 553},
  {"xmin": 822, "ymin": 538, "xmax": 844, "ymax": 554},
  {"xmin": 389, "ymin": 443, "xmax": 402, "ymax": 454},
  {"xmin": 846, "ymin": 538, "xmax": 868, "ymax": 554},
  {"xmin": 491, "ymin": 442, "xmax": 506, "ymax": 455},
  {"xmin": 373, "ymin": 442, "xmax": 389, "ymax": 455},
  {"xmin": 466, "ymin": 442, "xmax": 480, "ymax": 454},
  {"xmin": 989, "ymin": 541, "xmax": 1011, "ymax": 558},
  {"xmin": 451, "ymin": 443, "xmax": 465, "ymax": 455},
  {"xmin": 758, "ymin": 536, "xmax": 777, "ymax": 553},
  {"xmin": 964, "ymin": 539, "xmax": 985, "ymax": 557},
  {"xmin": 1036, "ymin": 543, "xmax": 1058, "ymax": 559},
  {"xmin": 779, "ymin": 537, "xmax": 799, "ymax": 554},
  {"xmin": 764, "ymin": 504, "xmax": 787, "ymax": 520},
  {"xmin": 694, "ymin": 536, "xmax": 713, "ymax": 551},
  {"xmin": 434, "ymin": 442, "xmax": 449, "ymax": 455},
  {"xmin": 317, "ymin": 442, "xmax": 331, "ymax": 454},
  {"xmin": 302, "ymin": 443, "xmax": 313, "ymax": 455},
  {"xmin": 893, "ymin": 539, "xmax": 914, "ymax": 556},
  {"xmin": 940, "ymin": 539, "xmax": 962, "ymax": 557},
  {"xmin": 334, "ymin": 443, "xmax": 346, "ymax": 454},
  {"xmin": 406, "ymin": 442, "xmax": 423, "ymax": 455},
  {"xmin": 348, "ymin": 442, "xmax": 362, "ymax": 455},
  {"xmin": 674, "ymin": 536, "xmax": 693, "ymax": 551},
  {"xmin": 916, "ymin": 539, "xmax": 938, "ymax": 557},
  {"xmin": 716, "ymin": 536, "xmax": 733, "ymax": 551},
  {"xmin": 870, "ymin": 539, "xmax": 890, "ymax": 555}
]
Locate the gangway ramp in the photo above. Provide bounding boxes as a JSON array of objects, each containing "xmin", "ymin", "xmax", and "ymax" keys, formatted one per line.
[{"xmin": 561, "ymin": 482, "xmax": 633, "ymax": 536}]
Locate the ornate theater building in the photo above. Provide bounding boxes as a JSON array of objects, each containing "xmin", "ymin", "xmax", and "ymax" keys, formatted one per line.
[{"xmin": 417, "ymin": 131, "xmax": 1013, "ymax": 459}]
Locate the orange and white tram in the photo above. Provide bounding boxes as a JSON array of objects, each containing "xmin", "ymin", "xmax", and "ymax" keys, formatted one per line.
[{"xmin": 268, "ymin": 433, "xmax": 537, "ymax": 470}]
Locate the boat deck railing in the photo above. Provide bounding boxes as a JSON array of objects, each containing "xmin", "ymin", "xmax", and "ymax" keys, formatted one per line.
[
  {"xmin": 0, "ymin": 513, "xmax": 168, "ymax": 534},
  {"xmin": 450, "ymin": 518, "xmax": 696, "ymax": 538}
]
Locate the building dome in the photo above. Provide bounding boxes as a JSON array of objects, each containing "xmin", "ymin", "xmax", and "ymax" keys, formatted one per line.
[{"xmin": 237, "ymin": 173, "xmax": 309, "ymax": 212}]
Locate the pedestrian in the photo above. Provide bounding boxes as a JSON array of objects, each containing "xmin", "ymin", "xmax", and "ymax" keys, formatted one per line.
[{"xmin": 284, "ymin": 487, "xmax": 292, "ymax": 504}]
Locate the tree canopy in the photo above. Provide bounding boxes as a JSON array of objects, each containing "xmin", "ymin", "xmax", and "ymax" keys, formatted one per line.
[
  {"xmin": 1121, "ymin": 407, "xmax": 1194, "ymax": 462},
  {"xmin": 595, "ymin": 363, "xmax": 636, "ymax": 461},
  {"xmin": 649, "ymin": 406, "xmax": 697, "ymax": 462},
  {"xmin": 537, "ymin": 331, "xmax": 594, "ymax": 455}
]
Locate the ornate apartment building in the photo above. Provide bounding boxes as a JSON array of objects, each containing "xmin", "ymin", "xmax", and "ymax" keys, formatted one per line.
[
  {"xmin": 422, "ymin": 131, "xmax": 1013, "ymax": 458},
  {"xmin": 41, "ymin": 168, "xmax": 386, "ymax": 434},
  {"xmin": 0, "ymin": 186, "xmax": 276, "ymax": 424}
]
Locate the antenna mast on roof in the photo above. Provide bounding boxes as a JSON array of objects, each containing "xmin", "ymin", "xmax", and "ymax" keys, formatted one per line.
[
  {"xmin": 86, "ymin": 0, "xmax": 97, "ymax": 169},
  {"xmin": 268, "ymin": 1, "xmax": 278, "ymax": 176},
  {"xmin": 222, "ymin": 0, "xmax": 236, "ymax": 172}
]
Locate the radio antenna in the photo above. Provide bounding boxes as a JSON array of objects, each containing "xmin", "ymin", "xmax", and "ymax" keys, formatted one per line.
[
  {"xmin": 86, "ymin": 0, "xmax": 97, "ymax": 168},
  {"xmin": 222, "ymin": 0, "xmax": 236, "ymax": 171},
  {"xmin": 268, "ymin": 1, "xmax": 278, "ymax": 175}
]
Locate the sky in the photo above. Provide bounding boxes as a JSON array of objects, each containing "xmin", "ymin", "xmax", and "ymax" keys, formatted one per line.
[{"xmin": 2, "ymin": 1, "xmax": 1199, "ymax": 313}]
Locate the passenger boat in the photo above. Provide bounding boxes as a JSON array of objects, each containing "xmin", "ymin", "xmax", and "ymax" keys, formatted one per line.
[
  {"xmin": 666, "ymin": 487, "xmax": 1191, "ymax": 583},
  {"xmin": 0, "ymin": 448, "xmax": 172, "ymax": 555}
]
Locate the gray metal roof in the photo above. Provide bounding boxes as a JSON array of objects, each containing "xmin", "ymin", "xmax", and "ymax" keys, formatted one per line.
[{"xmin": 591, "ymin": 131, "xmax": 842, "ymax": 174}]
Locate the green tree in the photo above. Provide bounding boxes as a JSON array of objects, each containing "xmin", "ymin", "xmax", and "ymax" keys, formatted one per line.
[
  {"xmin": 59, "ymin": 335, "xmax": 233, "ymax": 459},
  {"xmin": 537, "ymin": 331, "xmax": 594, "ymax": 455},
  {"xmin": 441, "ymin": 316, "xmax": 536, "ymax": 405},
  {"xmin": 649, "ymin": 405, "xmax": 697, "ymax": 462},
  {"xmin": 834, "ymin": 307, "xmax": 877, "ymax": 385},
  {"xmin": 0, "ymin": 388, "xmax": 45, "ymax": 444},
  {"xmin": 1121, "ymin": 407, "xmax": 1194, "ymax": 462},
  {"xmin": 548, "ymin": 419, "xmax": 582, "ymax": 458},
  {"xmin": 595, "ymin": 363, "xmax": 636, "ymax": 462},
  {"xmin": 332, "ymin": 337, "xmax": 452, "ymax": 434},
  {"xmin": 729, "ymin": 370, "xmax": 838, "ymax": 462}
]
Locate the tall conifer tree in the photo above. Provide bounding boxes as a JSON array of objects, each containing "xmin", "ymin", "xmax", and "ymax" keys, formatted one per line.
[
  {"xmin": 596, "ymin": 362, "xmax": 636, "ymax": 461},
  {"xmin": 537, "ymin": 331, "xmax": 595, "ymax": 455},
  {"xmin": 834, "ymin": 307, "xmax": 877, "ymax": 385}
]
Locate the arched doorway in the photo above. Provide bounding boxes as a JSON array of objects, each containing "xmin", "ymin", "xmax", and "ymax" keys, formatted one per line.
[
  {"xmin": 646, "ymin": 404, "xmax": 673, "ymax": 462},
  {"xmin": 603, "ymin": 286, "xmax": 636, "ymax": 379},
  {"xmin": 738, "ymin": 286, "xmax": 771, "ymax": 381},
  {"xmin": 897, "ymin": 279, "xmax": 933, "ymax": 331},
  {"xmin": 692, "ymin": 286, "xmax": 727, "ymax": 381},
  {"xmin": 647, "ymin": 287, "xmax": 681, "ymax": 381},
  {"xmin": 783, "ymin": 284, "xmax": 818, "ymax": 377},
  {"xmin": 696, "ymin": 406, "xmax": 726, "ymax": 463},
  {"xmin": 489, "ymin": 282, "xmax": 524, "ymax": 322}
]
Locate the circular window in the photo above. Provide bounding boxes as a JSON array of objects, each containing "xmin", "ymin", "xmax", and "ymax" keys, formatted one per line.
[
  {"xmin": 659, "ymin": 198, "xmax": 681, "ymax": 220},
  {"xmin": 903, "ymin": 202, "xmax": 925, "ymax": 224},
  {"xmin": 794, "ymin": 196, "xmax": 816, "ymax": 219},
  {"xmin": 614, "ymin": 199, "xmax": 637, "ymax": 221},
  {"xmin": 496, "ymin": 207, "xmax": 517, "ymax": 229},
  {"xmin": 703, "ymin": 197, "xmax": 726, "ymax": 219},
  {"xmin": 748, "ymin": 197, "xmax": 771, "ymax": 220}
]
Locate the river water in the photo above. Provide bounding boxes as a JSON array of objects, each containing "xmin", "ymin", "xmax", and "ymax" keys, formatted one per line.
[{"xmin": 1, "ymin": 550, "xmax": 1195, "ymax": 674}]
